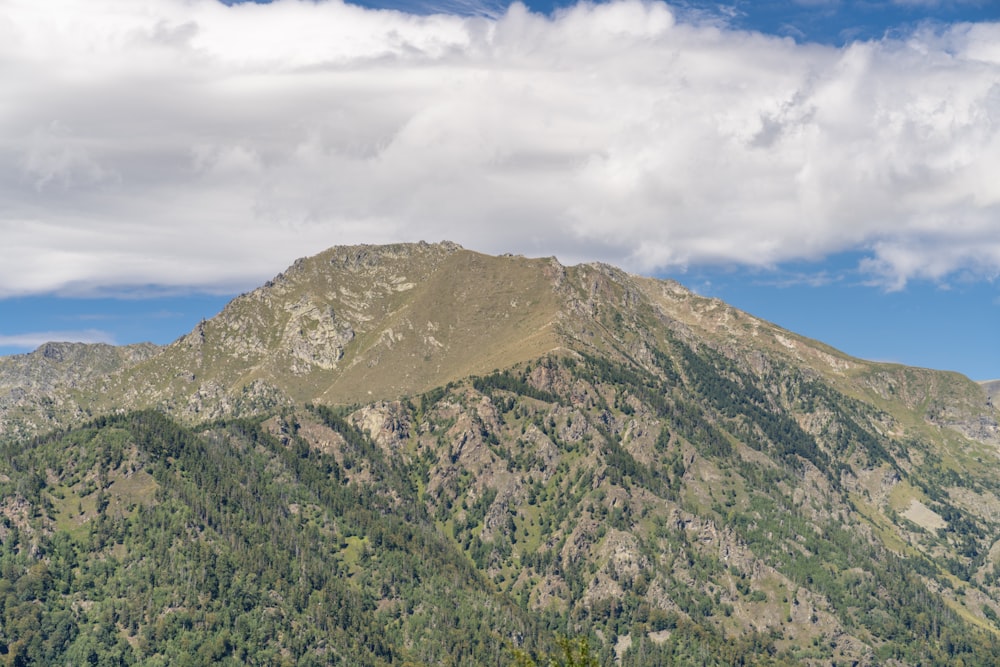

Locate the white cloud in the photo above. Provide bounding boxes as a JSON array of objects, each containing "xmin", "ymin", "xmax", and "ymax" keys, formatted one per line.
[{"xmin": 0, "ymin": 0, "xmax": 998, "ymax": 296}]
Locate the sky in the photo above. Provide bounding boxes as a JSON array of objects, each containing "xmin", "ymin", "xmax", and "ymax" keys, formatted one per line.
[{"xmin": 0, "ymin": 0, "xmax": 998, "ymax": 381}]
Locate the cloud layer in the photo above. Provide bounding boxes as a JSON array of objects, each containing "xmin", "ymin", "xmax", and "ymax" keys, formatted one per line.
[{"xmin": 2, "ymin": 0, "xmax": 998, "ymax": 296}]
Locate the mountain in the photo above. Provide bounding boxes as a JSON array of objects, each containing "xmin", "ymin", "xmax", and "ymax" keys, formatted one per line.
[
  {"xmin": 2, "ymin": 241, "xmax": 1000, "ymax": 665},
  {"xmin": 0, "ymin": 341, "xmax": 160, "ymax": 437}
]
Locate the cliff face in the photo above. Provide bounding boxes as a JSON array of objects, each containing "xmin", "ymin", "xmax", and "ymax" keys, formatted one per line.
[{"xmin": 2, "ymin": 241, "xmax": 1000, "ymax": 664}]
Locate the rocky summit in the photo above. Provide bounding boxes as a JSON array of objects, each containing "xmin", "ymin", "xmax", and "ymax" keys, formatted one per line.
[{"xmin": 2, "ymin": 242, "xmax": 1000, "ymax": 665}]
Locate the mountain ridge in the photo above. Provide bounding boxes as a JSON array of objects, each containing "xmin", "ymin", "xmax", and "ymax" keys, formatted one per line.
[
  {"xmin": 2, "ymin": 241, "xmax": 1000, "ymax": 664},
  {"xmin": 2, "ymin": 240, "xmax": 996, "ymax": 459}
]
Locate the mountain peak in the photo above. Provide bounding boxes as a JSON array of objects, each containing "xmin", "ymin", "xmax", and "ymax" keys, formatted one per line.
[{"xmin": 49, "ymin": 241, "xmax": 990, "ymax": 439}]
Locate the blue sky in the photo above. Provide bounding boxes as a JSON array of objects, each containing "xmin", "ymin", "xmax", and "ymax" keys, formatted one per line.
[
  {"xmin": 672, "ymin": 254, "xmax": 1000, "ymax": 380},
  {"xmin": 1, "ymin": 0, "xmax": 998, "ymax": 381},
  {"xmin": 355, "ymin": 0, "xmax": 1000, "ymax": 45}
]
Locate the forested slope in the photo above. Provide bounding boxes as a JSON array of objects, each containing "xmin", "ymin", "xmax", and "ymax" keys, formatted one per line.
[{"xmin": 4, "ymin": 345, "xmax": 1000, "ymax": 664}]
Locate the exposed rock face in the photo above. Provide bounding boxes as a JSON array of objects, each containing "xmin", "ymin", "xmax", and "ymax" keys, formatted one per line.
[
  {"xmin": 282, "ymin": 298, "xmax": 355, "ymax": 374},
  {"xmin": 353, "ymin": 401, "xmax": 411, "ymax": 450}
]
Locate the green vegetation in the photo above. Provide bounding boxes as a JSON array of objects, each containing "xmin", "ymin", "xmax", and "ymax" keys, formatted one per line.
[
  {"xmin": 0, "ymin": 410, "xmax": 542, "ymax": 665},
  {"xmin": 5, "ymin": 336, "xmax": 1000, "ymax": 664}
]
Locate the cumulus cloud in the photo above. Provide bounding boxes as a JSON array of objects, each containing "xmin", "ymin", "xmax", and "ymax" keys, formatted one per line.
[{"xmin": 1, "ymin": 0, "xmax": 998, "ymax": 296}]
